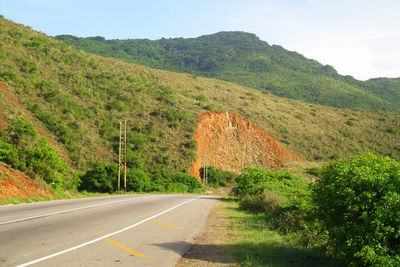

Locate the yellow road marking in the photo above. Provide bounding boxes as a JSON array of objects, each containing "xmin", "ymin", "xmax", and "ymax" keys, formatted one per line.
[
  {"xmin": 104, "ymin": 238, "xmax": 148, "ymax": 258},
  {"xmin": 149, "ymin": 220, "xmax": 181, "ymax": 229}
]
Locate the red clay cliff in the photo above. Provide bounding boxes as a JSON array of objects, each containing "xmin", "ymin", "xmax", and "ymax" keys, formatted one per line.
[{"xmin": 189, "ymin": 111, "xmax": 303, "ymax": 180}]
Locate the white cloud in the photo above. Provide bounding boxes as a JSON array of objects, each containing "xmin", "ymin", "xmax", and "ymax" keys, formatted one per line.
[{"xmin": 208, "ymin": 0, "xmax": 400, "ymax": 79}]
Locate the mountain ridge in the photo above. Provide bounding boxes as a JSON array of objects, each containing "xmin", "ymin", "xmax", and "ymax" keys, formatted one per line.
[{"xmin": 55, "ymin": 31, "xmax": 400, "ymax": 113}]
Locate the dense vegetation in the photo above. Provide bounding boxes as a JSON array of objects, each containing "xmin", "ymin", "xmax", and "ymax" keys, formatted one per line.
[
  {"xmin": 56, "ymin": 32, "xmax": 400, "ymax": 113},
  {"xmin": 313, "ymin": 153, "xmax": 400, "ymax": 266},
  {"xmin": 199, "ymin": 166, "xmax": 237, "ymax": 188},
  {"xmin": 235, "ymin": 154, "xmax": 400, "ymax": 266},
  {"xmin": 1, "ymin": 16, "xmax": 400, "ymax": 195},
  {"xmin": 0, "ymin": 17, "xmax": 201, "ymax": 193},
  {"xmin": 235, "ymin": 167, "xmax": 311, "ymax": 233},
  {"xmin": 79, "ymin": 161, "xmax": 202, "ymax": 193},
  {"xmin": 0, "ymin": 117, "xmax": 75, "ymax": 192}
]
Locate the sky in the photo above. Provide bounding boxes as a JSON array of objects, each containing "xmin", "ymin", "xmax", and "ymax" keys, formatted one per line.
[{"xmin": 1, "ymin": 0, "xmax": 399, "ymax": 80}]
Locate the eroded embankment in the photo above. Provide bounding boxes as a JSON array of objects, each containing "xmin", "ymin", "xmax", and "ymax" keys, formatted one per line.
[
  {"xmin": 190, "ymin": 111, "xmax": 303, "ymax": 180},
  {"xmin": 0, "ymin": 164, "xmax": 54, "ymax": 201}
]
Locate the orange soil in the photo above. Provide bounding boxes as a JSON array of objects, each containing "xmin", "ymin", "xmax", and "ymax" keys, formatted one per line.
[
  {"xmin": 0, "ymin": 81, "xmax": 57, "ymax": 201},
  {"xmin": 190, "ymin": 111, "xmax": 304, "ymax": 180},
  {"xmin": 0, "ymin": 164, "xmax": 54, "ymax": 200}
]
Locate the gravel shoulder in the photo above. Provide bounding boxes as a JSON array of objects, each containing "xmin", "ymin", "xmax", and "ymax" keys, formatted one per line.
[{"xmin": 177, "ymin": 199, "xmax": 235, "ymax": 266}]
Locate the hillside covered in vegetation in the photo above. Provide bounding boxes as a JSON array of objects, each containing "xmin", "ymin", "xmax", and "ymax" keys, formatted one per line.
[
  {"xmin": 56, "ymin": 32, "xmax": 400, "ymax": 113},
  {"xmin": 1, "ymin": 17, "xmax": 400, "ymax": 192}
]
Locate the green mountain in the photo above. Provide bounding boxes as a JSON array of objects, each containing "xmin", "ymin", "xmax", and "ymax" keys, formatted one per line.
[
  {"xmin": 55, "ymin": 32, "xmax": 400, "ymax": 113},
  {"xmin": 1, "ymin": 17, "xmax": 400, "ymax": 192}
]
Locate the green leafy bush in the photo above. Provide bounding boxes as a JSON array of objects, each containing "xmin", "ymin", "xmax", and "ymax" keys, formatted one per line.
[
  {"xmin": 0, "ymin": 117, "xmax": 71, "ymax": 190},
  {"xmin": 150, "ymin": 171, "xmax": 202, "ymax": 193},
  {"xmin": 79, "ymin": 162, "xmax": 117, "ymax": 193},
  {"xmin": 236, "ymin": 167, "xmax": 310, "ymax": 202},
  {"xmin": 0, "ymin": 140, "xmax": 12, "ymax": 160},
  {"xmin": 126, "ymin": 168, "xmax": 150, "ymax": 192},
  {"xmin": 199, "ymin": 166, "xmax": 237, "ymax": 187},
  {"xmin": 312, "ymin": 153, "xmax": 400, "ymax": 265},
  {"xmin": 239, "ymin": 191, "xmax": 285, "ymax": 214},
  {"xmin": 235, "ymin": 167, "xmax": 312, "ymax": 233},
  {"xmin": 195, "ymin": 94, "xmax": 207, "ymax": 102},
  {"xmin": 167, "ymin": 182, "xmax": 189, "ymax": 193},
  {"xmin": 168, "ymin": 173, "xmax": 202, "ymax": 193}
]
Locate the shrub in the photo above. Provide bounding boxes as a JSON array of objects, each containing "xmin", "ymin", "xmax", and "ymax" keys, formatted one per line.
[
  {"xmin": 147, "ymin": 182, "xmax": 165, "ymax": 192},
  {"xmin": 235, "ymin": 167, "xmax": 313, "ymax": 234},
  {"xmin": 195, "ymin": 94, "xmax": 207, "ymax": 102},
  {"xmin": 150, "ymin": 171, "xmax": 202, "ymax": 193},
  {"xmin": 262, "ymin": 191, "xmax": 286, "ymax": 214},
  {"xmin": 312, "ymin": 153, "xmax": 400, "ymax": 265},
  {"xmin": 235, "ymin": 167, "xmax": 270, "ymax": 196},
  {"xmin": 239, "ymin": 194, "xmax": 264, "ymax": 212},
  {"xmin": 126, "ymin": 168, "xmax": 150, "ymax": 192},
  {"xmin": 79, "ymin": 162, "xmax": 117, "ymax": 193},
  {"xmin": 200, "ymin": 166, "xmax": 237, "ymax": 187},
  {"xmin": 235, "ymin": 167, "xmax": 309, "ymax": 202},
  {"xmin": 25, "ymin": 139, "xmax": 67, "ymax": 189},
  {"xmin": 0, "ymin": 141, "xmax": 12, "ymax": 160},
  {"xmin": 0, "ymin": 117, "xmax": 71, "ymax": 190},
  {"xmin": 169, "ymin": 172, "xmax": 202, "ymax": 192},
  {"xmin": 167, "ymin": 182, "xmax": 189, "ymax": 193},
  {"xmin": 239, "ymin": 191, "xmax": 285, "ymax": 214}
]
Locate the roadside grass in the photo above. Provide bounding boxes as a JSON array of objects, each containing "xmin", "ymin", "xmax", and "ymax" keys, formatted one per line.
[
  {"xmin": 222, "ymin": 197, "xmax": 341, "ymax": 266},
  {"xmin": 0, "ymin": 195, "xmax": 55, "ymax": 205},
  {"xmin": 0, "ymin": 192, "xmax": 113, "ymax": 205}
]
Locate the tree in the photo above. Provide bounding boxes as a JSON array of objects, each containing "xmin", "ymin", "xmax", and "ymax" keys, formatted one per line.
[{"xmin": 312, "ymin": 153, "xmax": 400, "ymax": 265}]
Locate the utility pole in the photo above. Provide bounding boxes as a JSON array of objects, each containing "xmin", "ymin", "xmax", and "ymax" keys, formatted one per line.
[
  {"xmin": 124, "ymin": 119, "xmax": 127, "ymax": 193},
  {"xmin": 118, "ymin": 121, "xmax": 122, "ymax": 194},
  {"xmin": 203, "ymin": 153, "xmax": 206, "ymax": 183},
  {"xmin": 205, "ymin": 152, "xmax": 208, "ymax": 185},
  {"xmin": 117, "ymin": 119, "xmax": 128, "ymax": 194}
]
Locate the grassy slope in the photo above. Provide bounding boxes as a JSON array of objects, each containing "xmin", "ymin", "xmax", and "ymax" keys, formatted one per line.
[
  {"xmin": 1, "ymin": 17, "xmax": 400, "ymax": 180},
  {"xmin": 55, "ymin": 32, "xmax": 400, "ymax": 113},
  {"xmin": 222, "ymin": 198, "xmax": 341, "ymax": 266},
  {"xmin": 348, "ymin": 76, "xmax": 400, "ymax": 107}
]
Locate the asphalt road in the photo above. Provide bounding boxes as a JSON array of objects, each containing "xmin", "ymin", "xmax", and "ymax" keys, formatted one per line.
[{"xmin": 0, "ymin": 194, "xmax": 218, "ymax": 266}]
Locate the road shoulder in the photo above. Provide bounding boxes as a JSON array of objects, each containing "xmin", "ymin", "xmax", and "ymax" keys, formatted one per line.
[{"xmin": 176, "ymin": 199, "xmax": 235, "ymax": 266}]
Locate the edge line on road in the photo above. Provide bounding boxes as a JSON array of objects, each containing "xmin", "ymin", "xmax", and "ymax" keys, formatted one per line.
[{"xmin": 16, "ymin": 197, "xmax": 197, "ymax": 267}]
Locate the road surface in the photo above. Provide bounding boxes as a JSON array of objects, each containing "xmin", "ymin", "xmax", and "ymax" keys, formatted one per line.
[{"xmin": 0, "ymin": 194, "xmax": 218, "ymax": 266}]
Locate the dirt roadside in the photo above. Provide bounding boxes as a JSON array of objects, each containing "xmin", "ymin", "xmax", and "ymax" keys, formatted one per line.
[{"xmin": 176, "ymin": 198, "xmax": 235, "ymax": 266}]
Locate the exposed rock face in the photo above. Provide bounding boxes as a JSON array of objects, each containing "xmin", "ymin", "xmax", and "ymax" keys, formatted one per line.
[{"xmin": 190, "ymin": 111, "xmax": 303, "ymax": 180}]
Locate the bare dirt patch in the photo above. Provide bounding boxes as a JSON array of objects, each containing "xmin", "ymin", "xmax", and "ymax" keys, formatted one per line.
[
  {"xmin": 0, "ymin": 164, "xmax": 54, "ymax": 201},
  {"xmin": 177, "ymin": 199, "xmax": 235, "ymax": 266},
  {"xmin": 190, "ymin": 111, "xmax": 304, "ymax": 180}
]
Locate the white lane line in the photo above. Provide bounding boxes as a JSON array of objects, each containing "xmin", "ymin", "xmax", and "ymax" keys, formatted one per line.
[
  {"xmin": 0, "ymin": 196, "xmax": 152, "ymax": 225},
  {"xmin": 17, "ymin": 197, "xmax": 197, "ymax": 267}
]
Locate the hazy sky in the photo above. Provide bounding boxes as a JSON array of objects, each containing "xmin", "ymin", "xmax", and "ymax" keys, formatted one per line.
[{"xmin": 1, "ymin": 0, "xmax": 399, "ymax": 80}]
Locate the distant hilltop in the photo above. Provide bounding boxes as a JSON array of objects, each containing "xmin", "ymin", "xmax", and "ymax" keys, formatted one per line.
[{"xmin": 56, "ymin": 31, "xmax": 400, "ymax": 114}]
